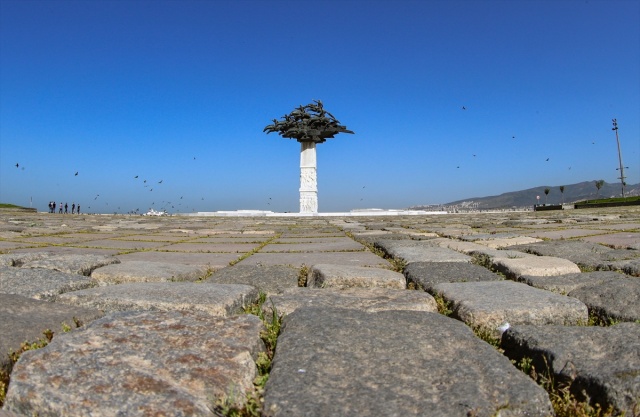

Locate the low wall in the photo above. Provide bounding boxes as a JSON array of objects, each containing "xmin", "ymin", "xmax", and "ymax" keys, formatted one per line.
[
  {"xmin": 533, "ymin": 204, "xmax": 564, "ymax": 212},
  {"xmin": 575, "ymin": 200, "xmax": 640, "ymax": 209}
]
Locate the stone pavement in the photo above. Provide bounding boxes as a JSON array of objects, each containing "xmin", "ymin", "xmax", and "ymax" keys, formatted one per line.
[{"xmin": 0, "ymin": 208, "xmax": 639, "ymax": 416}]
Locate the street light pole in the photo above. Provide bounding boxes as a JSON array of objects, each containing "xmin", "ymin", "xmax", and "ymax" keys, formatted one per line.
[{"xmin": 612, "ymin": 119, "xmax": 627, "ymax": 198}]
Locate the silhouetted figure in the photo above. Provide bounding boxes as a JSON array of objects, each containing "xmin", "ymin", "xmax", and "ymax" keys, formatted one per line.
[
  {"xmin": 77, "ymin": 204, "xmax": 80, "ymax": 214},
  {"xmin": 58, "ymin": 202, "xmax": 62, "ymax": 214},
  {"xmin": 64, "ymin": 203, "xmax": 68, "ymax": 214},
  {"xmin": 72, "ymin": 203, "xmax": 76, "ymax": 214}
]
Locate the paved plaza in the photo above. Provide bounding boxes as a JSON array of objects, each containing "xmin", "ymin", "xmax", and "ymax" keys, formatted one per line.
[{"xmin": 1, "ymin": 207, "xmax": 639, "ymax": 416}]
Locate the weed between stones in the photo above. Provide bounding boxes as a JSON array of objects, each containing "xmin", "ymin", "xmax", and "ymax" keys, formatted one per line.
[
  {"xmin": 344, "ymin": 231, "xmax": 406, "ymax": 273},
  {"xmin": 228, "ymin": 233, "xmax": 282, "ymax": 266},
  {"xmin": 0, "ymin": 329, "xmax": 55, "ymax": 407},
  {"xmin": 298, "ymin": 264, "xmax": 309, "ymax": 287},
  {"xmin": 578, "ymin": 310, "xmax": 622, "ymax": 327},
  {"xmin": 513, "ymin": 356, "xmax": 619, "ymax": 417},
  {"xmin": 433, "ymin": 292, "xmax": 453, "ymax": 316},
  {"xmin": 213, "ymin": 292, "xmax": 284, "ymax": 417}
]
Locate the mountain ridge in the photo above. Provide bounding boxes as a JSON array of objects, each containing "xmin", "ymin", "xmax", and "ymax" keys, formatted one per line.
[{"xmin": 411, "ymin": 181, "xmax": 640, "ymax": 210}]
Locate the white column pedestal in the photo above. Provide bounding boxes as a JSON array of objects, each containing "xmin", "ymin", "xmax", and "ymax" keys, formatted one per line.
[{"xmin": 299, "ymin": 141, "xmax": 318, "ymax": 213}]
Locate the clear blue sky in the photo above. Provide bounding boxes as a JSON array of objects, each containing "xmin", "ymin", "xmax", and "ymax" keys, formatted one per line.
[{"xmin": 1, "ymin": 0, "xmax": 639, "ymax": 213}]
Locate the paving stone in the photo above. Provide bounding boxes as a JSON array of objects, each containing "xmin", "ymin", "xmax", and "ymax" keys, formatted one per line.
[
  {"xmin": 261, "ymin": 240, "xmax": 365, "ymax": 252},
  {"xmin": 272, "ymin": 236, "xmax": 357, "ymax": 244},
  {"xmin": 522, "ymin": 228, "xmax": 613, "ymax": 240},
  {"xmin": 492, "ymin": 256, "xmax": 581, "ymax": 280},
  {"xmin": 0, "ymin": 293, "xmax": 104, "ymax": 375},
  {"xmin": 194, "ymin": 236, "xmax": 269, "ymax": 243},
  {"xmin": 425, "ymin": 238, "xmax": 490, "ymax": 254},
  {"xmin": 78, "ymin": 239, "xmax": 170, "ymax": 250},
  {"xmin": 112, "ymin": 234, "xmax": 194, "ymax": 242},
  {"xmin": 0, "ymin": 252, "xmax": 56, "ymax": 267},
  {"xmin": 432, "ymin": 281, "xmax": 588, "ymax": 336},
  {"xmin": 501, "ymin": 323, "xmax": 640, "ymax": 415},
  {"xmin": 263, "ymin": 307, "xmax": 552, "ymax": 417},
  {"xmin": 593, "ymin": 223, "xmax": 640, "ymax": 231},
  {"xmin": 375, "ymin": 240, "xmax": 471, "ymax": 264},
  {"xmin": 159, "ymin": 242, "xmax": 259, "ymax": 253},
  {"xmin": 117, "ymin": 250, "xmax": 238, "ymax": 269},
  {"xmin": 471, "ymin": 247, "xmax": 535, "ymax": 261},
  {"xmin": 90, "ymin": 261, "xmax": 208, "ymax": 284},
  {"xmin": 234, "ymin": 251, "xmax": 391, "ymax": 268},
  {"xmin": 0, "ymin": 241, "xmax": 35, "ymax": 251},
  {"xmin": 4, "ymin": 311, "xmax": 265, "ymax": 416},
  {"xmin": 12, "ymin": 236, "xmax": 83, "ymax": 245},
  {"xmin": 598, "ymin": 258, "xmax": 640, "ymax": 277},
  {"xmin": 0, "ymin": 410, "xmax": 24, "ymax": 417},
  {"xmin": 307, "ymin": 264, "xmax": 405, "ymax": 289},
  {"xmin": 18, "ymin": 252, "xmax": 120, "ymax": 276},
  {"xmin": 507, "ymin": 240, "xmax": 639, "ymax": 270},
  {"xmin": 55, "ymin": 282, "xmax": 259, "ymax": 316},
  {"xmin": 0, "ymin": 266, "xmax": 98, "ymax": 300},
  {"xmin": 582, "ymin": 232, "xmax": 640, "ymax": 249},
  {"xmin": 459, "ymin": 232, "xmax": 521, "ymax": 241},
  {"xmin": 518, "ymin": 271, "xmax": 626, "ymax": 294},
  {"xmin": 263, "ymin": 287, "xmax": 437, "ymax": 317},
  {"xmin": 351, "ymin": 232, "xmax": 409, "ymax": 246},
  {"xmin": 404, "ymin": 261, "xmax": 503, "ymax": 292},
  {"xmin": 10, "ymin": 246, "xmax": 122, "ymax": 256},
  {"xmin": 473, "ymin": 236, "xmax": 543, "ymax": 249},
  {"xmin": 567, "ymin": 278, "xmax": 640, "ymax": 322},
  {"xmin": 205, "ymin": 264, "xmax": 299, "ymax": 295}
]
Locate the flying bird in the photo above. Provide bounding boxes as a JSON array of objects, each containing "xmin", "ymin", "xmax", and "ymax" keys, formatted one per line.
[
  {"xmin": 75, "ymin": 172, "xmax": 78, "ymax": 176},
  {"xmin": 546, "ymin": 158, "xmax": 550, "ymax": 161},
  {"xmin": 158, "ymin": 180, "xmax": 163, "ymax": 184},
  {"xmin": 15, "ymin": 163, "xmax": 19, "ymax": 168},
  {"xmin": 134, "ymin": 175, "xmax": 138, "ymax": 179},
  {"xmin": 462, "ymin": 106, "xmax": 466, "ymax": 110}
]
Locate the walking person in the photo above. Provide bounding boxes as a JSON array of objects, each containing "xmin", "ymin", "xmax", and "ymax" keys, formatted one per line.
[
  {"xmin": 72, "ymin": 203, "xmax": 75, "ymax": 214},
  {"xmin": 48, "ymin": 201, "xmax": 52, "ymax": 213},
  {"xmin": 64, "ymin": 203, "xmax": 68, "ymax": 214},
  {"xmin": 77, "ymin": 204, "xmax": 80, "ymax": 214},
  {"xmin": 58, "ymin": 202, "xmax": 62, "ymax": 214}
]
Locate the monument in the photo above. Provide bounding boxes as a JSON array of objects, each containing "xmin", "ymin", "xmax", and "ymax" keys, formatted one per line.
[{"xmin": 264, "ymin": 100, "xmax": 354, "ymax": 213}]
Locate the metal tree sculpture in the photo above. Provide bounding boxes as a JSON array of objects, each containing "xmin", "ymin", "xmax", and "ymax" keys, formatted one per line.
[{"xmin": 264, "ymin": 100, "xmax": 354, "ymax": 213}]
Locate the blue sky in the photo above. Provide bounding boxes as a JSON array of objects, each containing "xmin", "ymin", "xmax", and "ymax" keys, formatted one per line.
[{"xmin": 1, "ymin": 0, "xmax": 639, "ymax": 213}]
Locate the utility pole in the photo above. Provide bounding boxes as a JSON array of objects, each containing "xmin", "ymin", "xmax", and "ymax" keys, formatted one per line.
[{"xmin": 612, "ymin": 119, "xmax": 628, "ymax": 198}]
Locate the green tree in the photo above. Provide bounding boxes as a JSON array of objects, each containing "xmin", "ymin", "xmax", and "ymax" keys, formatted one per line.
[
  {"xmin": 544, "ymin": 188, "xmax": 550, "ymax": 205},
  {"xmin": 559, "ymin": 186, "xmax": 565, "ymax": 205},
  {"xmin": 595, "ymin": 180, "xmax": 605, "ymax": 199}
]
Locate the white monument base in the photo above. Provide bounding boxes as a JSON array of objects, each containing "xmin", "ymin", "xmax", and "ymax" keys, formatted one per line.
[{"xmin": 299, "ymin": 141, "xmax": 318, "ymax": 213}]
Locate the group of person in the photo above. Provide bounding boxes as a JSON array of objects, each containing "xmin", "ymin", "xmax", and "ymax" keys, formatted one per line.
[{"xmin": 48, "ymin": 201, "xmax": 80, "ymax": 214}]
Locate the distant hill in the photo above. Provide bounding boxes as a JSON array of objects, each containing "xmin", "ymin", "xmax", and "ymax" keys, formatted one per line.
[{"xmin": 411, "ymin": 181, "xmax": 640, "ymax": 210}]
